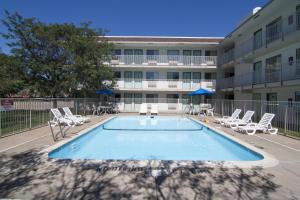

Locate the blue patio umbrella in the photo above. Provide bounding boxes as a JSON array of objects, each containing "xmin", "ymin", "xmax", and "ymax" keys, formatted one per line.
[
  {"xmin": 188, "ymin": 88, "xmax": 215, "ymax": 96},
  {"xmin": 96, "ymin": 89, "xmax": 114, "ymax": 95}
]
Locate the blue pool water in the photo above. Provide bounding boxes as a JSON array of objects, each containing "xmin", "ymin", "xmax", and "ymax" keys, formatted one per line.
[{"xmin": 49, "ymin": 116, "xmax": 263, "ymax": 161}]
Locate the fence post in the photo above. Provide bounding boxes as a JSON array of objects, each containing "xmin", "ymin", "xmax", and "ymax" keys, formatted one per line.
[
  {"xmin": 221, "ymin": 100, "xmax": 224, "ymax": 116},
  {"xmin": 29, "ymin": 101, "xmax": 32, "ymax": 129},
  {"xmin": 0, "ymin": 98, "xmax": 1, "ymax": 137},
  {"xmin": 284, "ymin": 105, "xmax": 288, "ymax": 135}
]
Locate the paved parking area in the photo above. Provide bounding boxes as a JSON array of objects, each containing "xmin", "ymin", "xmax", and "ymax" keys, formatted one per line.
[{"xmin": 0, "ymin": 114, "xmax": 300, "ymax": 199}]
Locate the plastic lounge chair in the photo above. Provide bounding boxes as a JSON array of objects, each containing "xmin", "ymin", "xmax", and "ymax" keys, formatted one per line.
[
  {"xmin": 150, "ymin": 104, "xmax": 158, "ymax": 115},
  {"xmin": 139, "ymin": 103, "xmax": 147, "ymax": 115},
  {"xmin": 237, "ymin": 113, "xmax": 278, "ymax": 135},
  {"xmin": 225, "ymin": 110, "xmax": 254, "ymax": 129},
  {"xmin": 63, "ymin": 107, "xmax": 90, "ymax": 123},
  {"xmin": 216, "ymin": 109, "xmax": 241, "ymax": 125},
  {"xmin": 207, "ymin": 107, "xmax": 214, "ymax": 117},
  {"xmin": 50, "ymin": 108, "xmax": 75, "ymax": 127}
]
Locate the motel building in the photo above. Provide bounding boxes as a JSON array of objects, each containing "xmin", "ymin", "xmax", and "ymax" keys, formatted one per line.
[
  {"xmin": 104, "ymin": 36, "xmax": 221, "ymax": 113},
  {"xmin": 217, "ymin": 0, "xmax": 300, "ymax": 102},
  {"xmin": 104, "ymin": 0, "xmax": 300, "ymax": 113}
]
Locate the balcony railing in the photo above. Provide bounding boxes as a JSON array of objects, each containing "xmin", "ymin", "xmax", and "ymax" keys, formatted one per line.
[
  {"xmin": 115, "ymin": 79, "xmax": 216, "ymax": 90},
  {"xmin": 108, "ymin": 55, "xmax": 217, "ymax": 67},
  {"xmin": 218, "ymin": 48, "xmax": 235, "ymax": 66},
  {"xmin": 221, "ymin": 11, "xmax": 300, "ymax": 62},
  {"xmin": 217, "ymin": 61, "xmax": 300, "ymax": 90}
]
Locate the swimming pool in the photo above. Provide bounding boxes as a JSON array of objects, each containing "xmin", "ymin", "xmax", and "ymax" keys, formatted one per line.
[{"xmin": 49, "ymin": 116, "xmax": 263, "ymax": 161}]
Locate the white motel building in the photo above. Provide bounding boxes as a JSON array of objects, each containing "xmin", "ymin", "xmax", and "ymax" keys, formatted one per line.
[{"xmin": 105, "ymin": 0, "xmax": 300, "ymax": 112}]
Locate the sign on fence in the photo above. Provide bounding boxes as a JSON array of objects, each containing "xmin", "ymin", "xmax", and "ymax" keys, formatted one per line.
[{"xmin": 0, "ymin": 99, "xmax": 14, "ymax": 111}]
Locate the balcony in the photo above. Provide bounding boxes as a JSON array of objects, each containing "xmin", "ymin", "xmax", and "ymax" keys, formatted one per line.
[
  {"xmin": 217, "ymin": 61, "xmax": 300, "ymax": 90},
  {"xmin": 114, "ymin": 79, "xmax": 216, "ymax": 91},
  {"xmin": 219, "ymin": 10, "xmax": 300, "ymax": 61},
  {"xmin": 218, "ymin": 49, "xmax": 235, "ymax": 66},
  {"xmin": 108, "ymin": 55, "xmax": 217, "ymax": 68}
]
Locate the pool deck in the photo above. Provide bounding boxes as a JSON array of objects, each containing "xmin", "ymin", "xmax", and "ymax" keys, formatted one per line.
[{"xmin": 0, "ymin": 114, "xmax": 300, "ymax": 199}]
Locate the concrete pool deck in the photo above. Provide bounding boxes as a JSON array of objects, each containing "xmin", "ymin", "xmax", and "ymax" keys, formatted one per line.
[{"xmin": 0, "ymin": 114, "xmax": 300, "ymax": 199}]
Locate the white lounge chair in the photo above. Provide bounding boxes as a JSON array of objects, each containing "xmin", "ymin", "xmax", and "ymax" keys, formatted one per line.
[
  {"xmin": 237, "ymin": 113, "xmax": 278, "ymax": 135},
  {"xmin": 225, "ymin": 110, "xmax": 254, "ymax": 129},
  {"xmin": 50, "ymin": 108, "xmax": 75, "ymax": 127},
  {"xmin": 150, "ymin": 104, "xmax": 158, "ymax": 115},
  {"xmin": 207, "ymin": 107, "xmax": 214, "ymax": 117},
  {"xmin": 216, "ymin": 109, "xmax": 241, "ymax": 125},
  {"xmin": 63, "ymin": 107, "xmax": 90, "ymax": 123},
  {"xmin": 139, "ymin": 103, "xmax": 147, "ymax": 115}
]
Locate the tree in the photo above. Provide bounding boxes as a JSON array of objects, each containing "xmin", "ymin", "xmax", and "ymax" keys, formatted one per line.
[
  {"xmin": 0, "ymin": 53, "xmax": 24, "ymax": 97},
  {"xmin": 1, "ymin": 11, "xmax": 114, "ymax": 98}
]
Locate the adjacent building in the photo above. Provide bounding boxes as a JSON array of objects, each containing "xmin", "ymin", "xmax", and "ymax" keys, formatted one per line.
[{"xmin": 217, "ymin": 0, "xmax": 300, "ymax": 102}]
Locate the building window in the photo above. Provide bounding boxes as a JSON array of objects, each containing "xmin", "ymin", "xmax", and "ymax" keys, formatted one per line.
[
  {"xmin": 297, "ymin": 5, "xmax": 300, "ymax": 29},
  {"xmin": 167, "ymin": 72, "xmax": 179, "ymax": 80},
  {"xmin": 146, "ymin": 50, "xmax": 159, "ymax": 56},
  {"xmin": 266, "ymin": 55, "xmax": 281, "ymax": 83},
  {"xmin": 114, "ymin": 71, "xmax": 121, "ymax": 79},
  {"xmin": 288, "ymin": 15, "xmax": 294, "ymax": 25},
  {"xmin": 146, "ymin": 94, "xmax": 158, "ymax": 103},
  {"xmin": 205, "ymin": 50, "xmax": 217, "ymax": 56},
  {"xmin": 253, "ymin": 29, "xmax": 263, "ymax": 50},
  {"xmin": 253, "ymin": 61, "xmax": 262, "ymax": 84},
  {"xmin": 295, "ymin": 91, "xmax": 300, "ymax": 102},
  {"xmin": 146, "ymin": 72, "xmax": 159, "ymax": 80},
  {"xmin": 114, "ymin": 93, "xmax": 121, "ymax": 102},
  {"xmin": 296, "ymin": 48, "xmax": 300, "ymax": 78},
  {"xmin": 114, "ymin": 49, "xmax": 121, "ymax": 55},
  {"xmin": 167, "ymin": 94, "xmax": 179, "ymax": 103},
  {"xmin": 205, "ymin": 73, "xmax": 216, "ymax": 80},
  {"xmin": 266, "ymin": 17, "xmax": 282, "ymax": 45}
]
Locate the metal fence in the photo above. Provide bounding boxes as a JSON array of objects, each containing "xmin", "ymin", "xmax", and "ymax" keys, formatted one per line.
[
  {"xmin": 1, "ymin": 98, "xmax": 300, "ymax": 138},
  {"xmin": 207, "ymin": 99, "xmax": 300, "ymax": 138},
  {"xmin": 0, "ymin": 98, "xmax": 101, "ymax": 137}
]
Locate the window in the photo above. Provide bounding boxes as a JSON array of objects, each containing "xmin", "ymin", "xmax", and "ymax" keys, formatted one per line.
[
  {"xmin": 146, "ymin": 94, "xmax": 158, "ymax": 103},
  {"xmin": 114, "ymin": 49, "xmax": 121, "ymax": 55},
  {"xmin": 167, "ymin": 72, "xmax": 179, "ymax": 80},
  {"xmin": 205, "ymin": 50, "xmax": 217, "ymax": 56},
  {"xmin": 167, "ymin": 94, "xmax": 179, "ymax": 103},
  {"xmin": 253, "ymin": 61, "xmax": 262, "ymax": 84},
  {"xmin": 266, "ymin": 17, "xmax": 282, "ymax": 44},
  {"xmin": 146, "ymin": 72, "xmax": 159, "ymax": 80},
  {"xmin": 182, "ymin": 72, "xmax": 191, "ymax": 80},
  {"xmin": 124, "ymin": 49, "xmax": 143, "ymax": 64},
  {"xmin": 167, "ymin": 50, "xmax": 180, "ymax": 56},
  {"xmin": 288, "ymin": 15, "xmax": 294, "ymax": 25},
  {"xmin": 295, "ymin": 91, "xmax": 300, "ymax": 102},
  {"xmin": 296, "ymin": 48, "xmax": 300, "ymax": 77},
  {"xmin": 114, "ymin": 93, "xmax": 121, "ymax": 102},
  {"xmin": 167, "ymin": 50, "xmax": 180, "ymax": 62},
  {"xmin": 193, "ymin": 72, "xmax": 201, "ymax": 83},
  {"xmin": 253, "ymin": 29, "xmax": 263, "ymax": 50},
  {"xmin": 205, "ymin": 73, "xmax": 216, "ymax": 80},
  {"xmin": 146, "ymin": 50, "xmax": 159, "ymax": 56},
  {"xmin": 297, "ymin": 5, "xmax": 300, "ymax": 29},
  {"xmin": 265, "ymin": 55, "xmax": 281, "ymax": 82},
  {"xmin": 114, "ymin": 71, "xmax": 121, "ymax": 79}
]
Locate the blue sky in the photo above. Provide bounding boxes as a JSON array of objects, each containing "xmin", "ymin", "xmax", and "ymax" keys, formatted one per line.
[{"xmin": 1, "ymin": 0, "xmax": 269, "ymax": 53}]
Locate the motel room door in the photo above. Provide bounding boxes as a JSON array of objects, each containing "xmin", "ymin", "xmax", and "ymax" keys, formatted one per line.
[
  {"xmin": 124, "ymin": 93, "xmax": 133, "ymax": 112},
  {"xmin": 182, "ymin": 72, "xmax": 192, "ymax": 89},
  {"xmin": 134, "ymin": 71, "xmax": 143, "ymax": 88},
  {"xmin": 134, "ymin": 93, "xmax": 143, "ymax": 112},
  {"xmin": 124, "ymin": 71, "xmax": 133, "ymax": 88}
]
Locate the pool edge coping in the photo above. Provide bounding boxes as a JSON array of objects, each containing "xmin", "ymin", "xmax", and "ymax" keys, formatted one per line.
[{"xmin": 41, "ymin": 115, "xmax": 278, "ymax": 169}]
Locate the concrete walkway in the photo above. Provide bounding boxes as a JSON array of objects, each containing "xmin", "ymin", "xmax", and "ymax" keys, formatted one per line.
[{"xmin": 0, "ymin": 114, "xmax": 300, "ymax": 199}]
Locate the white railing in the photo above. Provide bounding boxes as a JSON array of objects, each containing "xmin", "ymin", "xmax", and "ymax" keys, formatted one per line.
[
  {"xmin": 217, "ymin": 61, "xmax": 300, "ymax": 90},
  {"xmin": 109, "ymin": 55, "xmax": 217, "ymax": 67},
  {"xmin": 221, "ymin": 11, "xmax": 300, "ymax": 62},
  {"xmin": 115, "ymin": 79, "xmax": 216, "ymax": 90}
]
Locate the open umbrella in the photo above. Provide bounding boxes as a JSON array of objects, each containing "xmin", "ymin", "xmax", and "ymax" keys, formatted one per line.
[
  {"xmin": 96, "ymin": 89, "xmax": 114, "ymax": 95},
  {"xmin": 188, "ymin": 88, "xmax": 214, "ymax": 96}
]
